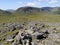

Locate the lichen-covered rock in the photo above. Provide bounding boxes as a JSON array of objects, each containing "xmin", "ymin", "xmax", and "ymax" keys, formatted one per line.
[
  {"xmin": 6, "ymin": 35, "xmax": 13, "ymax": 39},
  {"xmin": 0, "ymin": 43, "xmax": 3, "ymax": 45},
  {"xmin": 0, "ymin": 22, "xmax": 60, "ymax": 45}
]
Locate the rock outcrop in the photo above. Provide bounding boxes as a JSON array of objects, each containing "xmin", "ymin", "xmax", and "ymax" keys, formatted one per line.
[{"xmin": 0, "ymin": 22, "xmax": 60, "ymax": 45}]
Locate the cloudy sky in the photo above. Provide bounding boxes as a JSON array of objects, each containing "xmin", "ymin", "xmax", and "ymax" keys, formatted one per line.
[{"xmin": 0, "ymin": 0, "xmax": 60, "ymax": 10}]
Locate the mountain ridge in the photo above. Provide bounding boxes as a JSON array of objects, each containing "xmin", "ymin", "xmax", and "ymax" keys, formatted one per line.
[{"xmin": 0, "ymin": 6, "xmax": 60, "ymax": 15}]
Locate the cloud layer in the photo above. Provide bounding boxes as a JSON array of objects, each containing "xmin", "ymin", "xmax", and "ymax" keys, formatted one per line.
[
  {"xmin": 16, "ymin": 0, "xmax": 59, "ymax": 7},
  {"xmin": 26, "ymin": 2, "xmax": 36, "ymax": 6},
  {"xmin": 49, "ymin": 0, "xmax": 58, "ymax": 4}
]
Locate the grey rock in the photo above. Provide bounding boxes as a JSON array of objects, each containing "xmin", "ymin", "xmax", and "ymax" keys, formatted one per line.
[
  {"xmin": 6, "ymin": 39, "xmax": 14, "ymax": 42},
  {"xmin": 12, "ymin": 42, "xmax": 18, "ymax": 45},
  {"xmin": 7, "ymin": 23, "xmax": 23, "ymax": 31},
  {"xmin": 43, "ymin": 40, "xmax": 54, "ymax": 45},
  {"xmin": 0, "ymin": 43, "xmax": 3, "ymax": 45},
  {"xmin": 6, "ymin": 35, "xmax": 13, "ymax": 39}
]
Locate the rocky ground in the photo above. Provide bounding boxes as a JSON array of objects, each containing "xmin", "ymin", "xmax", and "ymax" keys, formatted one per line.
[{"xmin": 0, "ymin": 22, "xmax": 60, "ymax": 45}]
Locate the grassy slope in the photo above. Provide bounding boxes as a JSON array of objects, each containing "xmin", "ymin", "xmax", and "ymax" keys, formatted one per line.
[
  {"xmin": 0, "ymin": 13, "xmax": 60, "ymax": 23},
  {"xmin": 0, "ymin": 14, "xmax": 60, "ymax": 45}
]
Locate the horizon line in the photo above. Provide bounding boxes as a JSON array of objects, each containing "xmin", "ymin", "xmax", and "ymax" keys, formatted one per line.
[{"xmin": 0, "ymin": 6, "xmax": 60, "ymax": 10}]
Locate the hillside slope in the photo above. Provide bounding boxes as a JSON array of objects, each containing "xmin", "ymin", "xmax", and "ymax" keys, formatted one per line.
[{"xmin": 0, "ymin": 6, "xmax": 60, "ymax": 45}]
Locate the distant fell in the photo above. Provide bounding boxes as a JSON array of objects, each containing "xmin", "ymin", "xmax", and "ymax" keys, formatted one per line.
[{"xmin": 0, "ymin": 6, "xmax": 60, "ymax": 15}]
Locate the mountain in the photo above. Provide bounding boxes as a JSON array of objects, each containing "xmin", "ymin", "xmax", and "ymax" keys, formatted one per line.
[
  {"xmin": 42, "ymin": 7, "xmax": 52, "ymax": 12},
  {"xmin": 16, "ymin": 7, "xmax": 52, "ymax": 12},
  {"xmin": 15, "ymin": 6, "xmax": 60, "ymax": 15},
  {"xmin": 15, "ymin": 6, "xmax": 54, "ymax": 15},
  {"xmin": 6, "ymin": 9, "xmax": 15, "ymax": 12},
  {"xmin": 0, "ymin": 9, "xmax": 12, "ymax": 15},
  {"xmin": 16, "ymin": 7, "xmax": 41, "ymax": 14},
  {"xmin": 51, "ymin": 7, "xmax": 60, "ymax": 14},
  {"xmin": 0, "ymin": 6, "xmax": 60, "ymax": 15}
]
